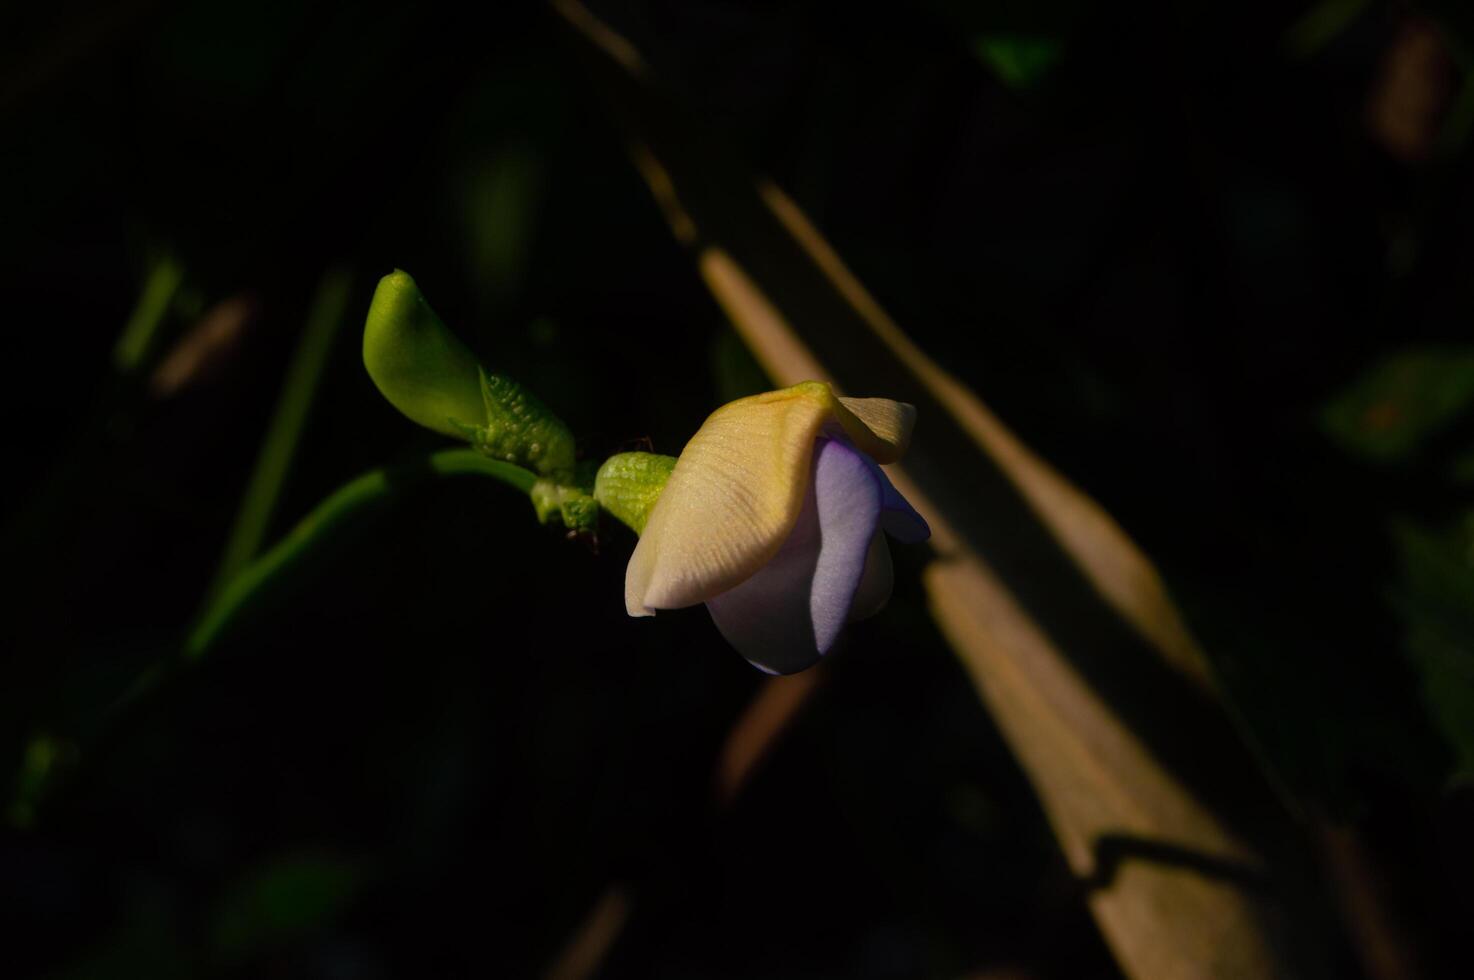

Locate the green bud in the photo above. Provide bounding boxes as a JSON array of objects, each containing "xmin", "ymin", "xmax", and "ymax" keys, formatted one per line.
[
  {"xmin": 363, "ymin": 270, "xmax": 485, "ymax": 438},
  {"xmin": 454, "ymin": 370, "xmax": 576, "ymax": 480},
  {"xmin": 594, "ymin": 452, "xmax": 677, "ymax": 535},
  {"xmin": 364, "ymin": 270, "xmax": 579, "ymax": 482}
]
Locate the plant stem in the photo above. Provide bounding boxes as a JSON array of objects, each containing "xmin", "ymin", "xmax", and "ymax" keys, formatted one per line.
[
  {"xmin": 186, "ymin": 447, "xmax": 536, "ymax": 660},
  {"xmin": 208, "ymin": 268, "xmax": 352, "ymax": 598},
  {"xmin": 10, "ymin": 449, "xmax": 535, "ymax": 827},
  {"xmin": 112, "ymin": 254, "xmax": 184, "ymax": 374}
]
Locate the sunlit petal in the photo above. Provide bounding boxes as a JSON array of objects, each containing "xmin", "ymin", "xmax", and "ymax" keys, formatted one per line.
[
  {"xmin": 626, "ymin": 387, "xmax": 832, "ymax": 614},
  {"xmin": 835, "ymin": 395, "xmax": 915, "ymax": 463},
  {"xmin": 705, "ymin": 438, "xmax": 882, "ymax": 673}
]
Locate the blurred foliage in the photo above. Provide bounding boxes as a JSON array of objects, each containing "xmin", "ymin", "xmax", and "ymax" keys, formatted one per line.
[
  {"xmin": 972, "ymin": 35, "xmax": 1065, "ymax": 90},
  {"xmin": 1394, "ymin": 518, "xmax": 1474, "ymax": 784},
  {"xmin": 2, "ymin": 0, "xmax": 1473, "ymax": 977},
  {"xmin": 1321, "ymin": 347, "xmax": 1474, "ymax": 462},
  {"xmin": 211, "ymin": 852, "xmax": 366, "ymax": 959}
]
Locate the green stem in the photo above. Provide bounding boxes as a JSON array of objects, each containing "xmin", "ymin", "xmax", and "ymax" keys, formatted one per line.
[
  {"xmin": 112, "ymin": 254, "xmax": 184, "ymax": 374},
  {"xmin": 187, "ymin": 448, "xmax": 536, "ymax": 660},
  {"xmin": 11, "ymin": 449, "xmax": 536, "ymax": 826},
  {"xmin": 208, "ymin": 268, "xmax": 353, "ymax": 598}
]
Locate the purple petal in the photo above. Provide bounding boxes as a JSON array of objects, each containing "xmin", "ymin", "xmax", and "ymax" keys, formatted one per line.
[
  {"xmin": 864, "ymin": 456, "xmax": 930, "ymax": 544},
  {"xmin": 706, "ymin": 438, "xmax": 882, "ymax": 674},
  {"xmin": 848, "ymin": 531, "xmax": 894, "ymax": 622}
]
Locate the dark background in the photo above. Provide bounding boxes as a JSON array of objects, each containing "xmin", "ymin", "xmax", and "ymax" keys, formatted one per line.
[{"xmin": 3, "ymin": 0, "xmax": 1473, "ymax": 976}]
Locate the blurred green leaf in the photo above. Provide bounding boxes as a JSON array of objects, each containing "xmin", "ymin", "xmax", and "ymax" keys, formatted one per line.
[
  {"xmin": 1321, "ymin": 347, "xmax": 1474, "ymax": 463},
  {"xmin": 463, "ymin": 143, "xmax": 544, "ymax": 307},
  {"xmin": 1392, "ymin": 517, "xmax": 1474, "ymax": 784},
  {"xmin": 8, "ymin": 734, "xmax": 76, "ymax": 830},
  {"xmin": 212, "ymin": 852, "xmax": 364, "ymax": 958},
  {"xmin": 54, "ymin": 885, "xmax": 188, "ymax": 980},
  {"xmin": 1451, "ymin": 445, "xmax": 1474, "ymax": 484},
  {"xmin": 1284, "ymin": 0, "xmax": 1372, "ymax": 60},
  {"xmin": 973, "ymin": 34, "xmax": 1064, "ymax": 90},
  {"xmin": 157, "ymin": 0, "xmax": 307, "ymax": 105}
]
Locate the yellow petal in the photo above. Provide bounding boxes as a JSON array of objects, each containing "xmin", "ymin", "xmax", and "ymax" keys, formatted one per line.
[
  {"xmin": 834, "ymin": 395, "xmax": 914, "ymax": 463},
  {"xmin": 625, "ymin": 382, "xmax": 915, "ymax": 615}
]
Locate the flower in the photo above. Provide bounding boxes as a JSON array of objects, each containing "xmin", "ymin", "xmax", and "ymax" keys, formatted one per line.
[{"xmin": 625, "ymin": 382, "xmax": 930, "ymax": 674}]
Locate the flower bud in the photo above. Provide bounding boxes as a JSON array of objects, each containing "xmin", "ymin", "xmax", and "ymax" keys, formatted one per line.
[
  {"xmin": 594, "ymin": 452, "xmax": 677, "ymax": 534},
  {"xmin": 363, "ymin": 270, "xmax": 485, "ymax": 439},
  {"xmin": 363, "ymin": 270, "xmax": 577, "ymax": 481}
]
